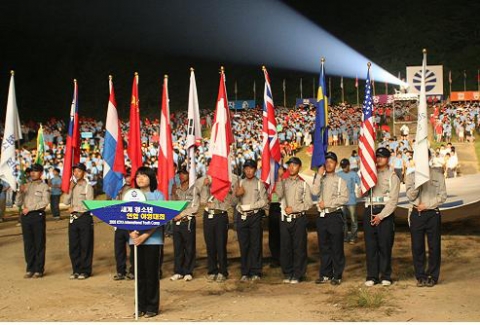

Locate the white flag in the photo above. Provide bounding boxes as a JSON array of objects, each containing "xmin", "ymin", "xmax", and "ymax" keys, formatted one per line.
[
  {"xmin": 0, "ymin": 72, "xmax": 23, "ymax": 191},
  {"xmin": 414, "ymin": 50, "xmax": 430, "ymax": 189},
  {"xmin": 186, "ymin": 69, "xmax": 202, "ymax": 187}
]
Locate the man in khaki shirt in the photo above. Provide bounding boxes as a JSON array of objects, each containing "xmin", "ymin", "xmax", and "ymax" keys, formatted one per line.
[
  {"xmin": 16, "ymin": 163, "xmax": 50, "ymax": 279},
  {"xmin": 311, "ymin": 152, "xmax": 349, "ymax": 285},
  {"xmin": 363, "ymin": 147, "xmax": 400, "ymax": 287},
  {"xmin": 234, "ymin": 159, "xmax": 268, "ymax": 282},
  {"xmin": 170, "ymin": 168, "xmax": 200, "ymax": 282},
  {"xmin": 63, "ymin": 163, "xmax": 94, "ymax": 280},
  {"xmin": 197, "ymin": 172, "xmax": 238, "ymax": 283},
  {"xmin": 405, "ymin": 151, "xmax": 447, "ymax": 287},
  {"xmin": 275, "ymin": 157, "xmax": 313, "ymax": 284}
]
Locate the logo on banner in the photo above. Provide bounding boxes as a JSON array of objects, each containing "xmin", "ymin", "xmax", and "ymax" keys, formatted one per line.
[{"xmin": 412, "ymin": 69, "xmax": 436, "ymax": 92}]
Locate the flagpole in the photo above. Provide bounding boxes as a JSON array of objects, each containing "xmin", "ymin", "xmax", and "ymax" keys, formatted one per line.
[
  {"xmin": 449, "ymin": 70, "xmax": 452, "ymax": 98},
  {"xmin": 464, "ymin": 70, "xmax": 467, "ymax": 92},
  {"xmin": 253, "ymin": 80, "xmax": 256, "ymax": 105},
  {"xmin": 283, "ymin": 79, "xmax": 287, "ymax": 108},
  {"xmin": 367, "ymin": 62, "xmax": 374, "ymax": 220},
  {"xmin": 477, "ymin": 69, "xmax": 479, "ymax": 92},
  {"xmin": 234, "ymin": 80, "xmax": 238, "ymax": 101},
  {"xmin": 356, "ymin": 84, "xmax": 360, "ymax": 109},
  {"xmin": 313, "ymin": 77, "xmax": 316, "ymax": 99},
  {"xmin": 300, "ymin": 78, "xmax": 303, "ymax": 99},
  {"xmin": 341, "ymin": 77, "xmax": 344, "ymax": 103},
  {"xmin": 134, "ymin": 244, "xmax": 138, "ymax": 320},
  {"xmin": 328, "ymin": 77, "xmax": 332, "ymax": 104}
]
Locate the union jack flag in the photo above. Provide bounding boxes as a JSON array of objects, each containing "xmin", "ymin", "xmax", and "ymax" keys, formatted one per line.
[
  {"xmin": 359, "ymin": 67, "xmax": 377, "ymax": 195},
  {"xmin": 261, "ymin": 66, "xmax": 281, "ymax": 196}
]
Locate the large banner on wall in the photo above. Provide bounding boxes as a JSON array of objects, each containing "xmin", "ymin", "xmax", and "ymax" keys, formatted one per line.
[
  {"xmin": 450, "ymin": 91, "xmax": 480, "ymax": 102},
  {"xmin": 406, "ymin": 65, "xmax": 444, "ymax": 95}
]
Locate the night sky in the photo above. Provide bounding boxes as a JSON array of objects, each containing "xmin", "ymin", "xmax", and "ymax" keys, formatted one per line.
[{"xmin": 0, "ymin": 0, "xmax": 479, "ymax": 121}]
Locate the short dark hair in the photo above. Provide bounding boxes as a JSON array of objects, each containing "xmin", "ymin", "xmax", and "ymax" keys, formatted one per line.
[{"xmin": 134, "ymin": 167, "xmax": 158, "ymax": 192}]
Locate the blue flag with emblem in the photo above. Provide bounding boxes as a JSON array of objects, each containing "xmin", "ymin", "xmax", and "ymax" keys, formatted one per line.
[{"xmin": 311, "ymin": 59, "xmax": 329, "ymax": 169}]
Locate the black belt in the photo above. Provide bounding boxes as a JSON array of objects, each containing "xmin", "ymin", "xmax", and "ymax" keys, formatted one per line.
[
  {"xmin": 287, "ymin": 212, "xmax": 305, "ymax": 218},
  {"xmin": 413, "ymin": 207, "xmax": 439, "ymax": 213},
  {"xmin": 205, "ymin": 209, "xmax": 227, "ymax": 215},
  {"xmin": 25, "ymin": 210, "xmax": 45, "ymax": 215},
  {"xmin": 179, "ymin": 215, "xmax": 196, "ymax": 222}
]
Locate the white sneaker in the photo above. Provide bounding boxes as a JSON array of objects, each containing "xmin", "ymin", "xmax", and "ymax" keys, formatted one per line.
[
  {"xmin": 282, "ymin": 277, "xmax": 291, "ymax": 284},
  {"xmin": 206, "ymin": 274, "xmax": 217, "ymax": 282},
  {"xmin": 365, "ymin": 280, "xmax": 375, "ymax": 287},
  {"xmin": 381, "ymin": 280, "xmax": 392, "ymax": 286},
  {"xmin": 240, "ymin": 275, "xmax": 249, "ymax": 282},
  {"xmin": 170, "ymin": 274, "xmax": 184, "ymax": 281},
  {"xmin": 290, "ymin": 278, "xmax": 299, "ymax": 284},
  {"xmin": 251, "ymin": 275, "xmax": 261, "ymax": 282},
  {"xmin": 184, "ymin": 274, "xmax": 193, "ymax": 281},
  {"xmin": 216, "ymin": 273, "xmax": 226, "ymax": 283}
]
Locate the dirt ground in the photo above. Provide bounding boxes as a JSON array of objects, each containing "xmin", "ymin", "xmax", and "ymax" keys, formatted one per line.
[{"xmin": 0, "ymin": 208, "xmax": 479, "ymax": 322}]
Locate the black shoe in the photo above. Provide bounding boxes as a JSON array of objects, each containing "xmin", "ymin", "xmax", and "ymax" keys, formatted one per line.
[
  {"xmin": 416, "ymin": 278, "xmax": 426, "ymax": 287},
  {"xmin": 144, "ymin": 311, "xmax": 158, "ymax": 318},
  {"xmin": 126, "ymin": 272, "xmax": 135, "ymax": 280},
  {"xmin": 315, "ymin": 276, "xmax": 331, "ymax": 284},
  {"xmin": 32, "ymin": 272, "xmax": 43, "ymax": 279},
  {"xmin": 331, "ymin": 278, "xmax": 342, "ymax": 285},
  {"xmin": 426, "ymin": 276, "xmax": 436, "ymax": 287},
  {"xmin": 113, "ymin": 273, "xmax": 125, "ymax": 281},
  {"xmin": 24, "ymin": 272, "xmax": 34, "ymax": 279},
  {"xmin": 134, "ymin": 311, "xmax": 146, "ymax": 318}
]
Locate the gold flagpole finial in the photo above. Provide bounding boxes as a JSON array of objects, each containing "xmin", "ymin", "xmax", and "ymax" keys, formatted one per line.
[
  {"xmin": 10, "ymin": 70, "xmax": 14, "ymax": 76},
  {"xmin": 190, "ymin": 67, "xmax": 194, "ymax": 72},
  {"xmin": 220, "ymin": 66, "xmax": 225, "ymax": 73},
  {"xmin": 164, "ymin": 74, "xmax": 168, "ymax": 79},
  {"xmin": 134, "ymin": 72, "xmax": 139, "ymax": 76},
  {"xmin": 262, "ymin": 65, "xmax": 266, "ymax": 71},
  {"xmin": 73, "ymin": 79, "xmax": 77, "ymax": 83},
  {"xmin": 367, "ymin": 62, "xmax": 372, "ymax": 68},
  {"xmin": 321, "ymin": 57, "xmax": 325, "ymax": 63},
  {"xmin": 109, "ymin": 75, "xmax": 113, "ymax": 80},
  {"xmin": 423, "ymin": 48, "xmax": 427, "ymax": 54}
]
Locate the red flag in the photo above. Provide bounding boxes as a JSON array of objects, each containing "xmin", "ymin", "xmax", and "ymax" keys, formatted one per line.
[
  {"xmin": 61, "ymin": 79, "xmax": 80, "ymax": 193},
  {"xmin": 128, "ymin": 72, "xmax": 142, "ymax": 186},
  {"xmin": 157, "ymin": 75, "xmax": 175, "ymax": 199},
  {"xmin": 207, "ymin": 67, "xmax": 234, "ymax": 201}
]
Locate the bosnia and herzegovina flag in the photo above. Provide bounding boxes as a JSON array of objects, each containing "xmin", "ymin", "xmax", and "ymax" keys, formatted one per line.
[
  {"xmin": 311, "ymin": 58, "xmax": 329, "ymax": 169},
  {"xmin": 102, "ymin": 76, "xmax": 126, "ymax": 199}
]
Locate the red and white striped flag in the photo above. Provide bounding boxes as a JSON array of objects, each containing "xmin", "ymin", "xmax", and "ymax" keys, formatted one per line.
[
  {"xmin": 359, "ymin": 65, "xmax": 377, "ymax": 195},
  {"xmin": 207, "ymin": 67, "xmax": 234, "ymax": 201},
  {"xmin": 157, "ymin": 75, "xmax": 175, "ymax": 199},
  {"xmin": 261, "ymin": 66, "xmax": 281, "ymax": 197}
]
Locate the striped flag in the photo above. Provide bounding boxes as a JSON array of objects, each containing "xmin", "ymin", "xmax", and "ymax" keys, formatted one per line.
[
  {"xmin": 128, "ymin": 73, "xmax": 142, "ymax": 186},
  {"xmin": 311, "ymin": 58, "xmax": 329, "ymax": 169},
  {"xmin": 261, "ymin": 66, "xmax": 281, "ymax": 196},
  {"xmin": 186, "ymin": 68, "xmax": 202, "ymax": 188},
  {"xmin": 34, "ymin": 124, "xmax": 45, "ymax": 165},
  {"xmin": 61, "ymin": 79, "xmax": 81, "ymax": 193},
  {"xmin": 102, "ymin": 76, "xmax": 126, "ymax": 199},
  {"xmin": 207, "ymin": 67, "xmax": 234, "ymax": 201},
  {"xmin": 0, "ymin": 71, "xmax": 23, "ymax": 191},
  {"xmin": 157, "ymin": 75, "xmax": 175, "ymax": 200},
  {"xmin": 414, "ymin": 50, "xmax": 430, "ymax": 189},
  {"xmin": 359, "ymin": 65, "xmax": 377, "ymax": 195}
]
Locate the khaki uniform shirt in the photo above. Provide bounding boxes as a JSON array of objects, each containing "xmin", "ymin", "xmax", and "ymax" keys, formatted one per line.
[
  {"xmin": 172, "ymin": 183, "xmax": 200, "ymax": 217},
  {"xmin": 197, "ymin": 174, "xmax": 238, "ymax": 211},
  {"xmin": 311, "ymin": 173, "xmax": 349, "ymax": 211},
  {"xmin": 275, "ymin": 175, "xmax": 313, "ymax": 214},
  {"xmin": 367, "ymin": 169, "xmax": 400, "ymax": 219},
  {"xmin": 235, "ymin": 177, "xmax": 268, "ymax": 213},
  {"xmin": 63, "ymin": 179, "xmax": 94, "ymax": 212},
  {"xmin": 405, "ymin": 167, "xmax": 447, "ymax": 209},
  {"xmin": 15, "ymin": 180, "xmax": 50, "ymax": 211}
]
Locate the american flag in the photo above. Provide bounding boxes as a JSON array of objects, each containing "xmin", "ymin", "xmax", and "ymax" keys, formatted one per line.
[
  {"xmin": 261, "ymin": 66, "xmax": 281, "ymax": 196},
  {"xmin": 359, "ymin": 67, "xmax": 377, "ymax": 195}
]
